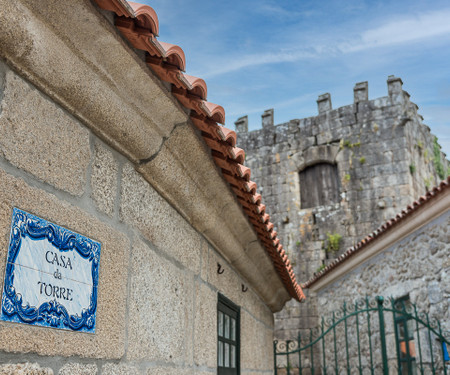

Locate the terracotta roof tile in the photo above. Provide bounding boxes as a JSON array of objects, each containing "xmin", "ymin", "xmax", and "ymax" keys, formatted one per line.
[
  {"xmin": 93, "ymin": 0, "xmax": 305, "ymax": 302},
  {"xmin": 128, "ymin": 2, "xmax": 159, "ymax": 34},
  {"xmin": 158, "ymin": 41, "xmax": 186, "ymax": 70},
  {"xmin": 182, "ymin": 74, "xmax": 207, "ymax": 99},
  {"xmin": 95, "ymin": 0, "xmax": 133, "ymax": 17},
  {"xmin": 303, "ymin": 177, "xmax": 450, "ymax": 289}
]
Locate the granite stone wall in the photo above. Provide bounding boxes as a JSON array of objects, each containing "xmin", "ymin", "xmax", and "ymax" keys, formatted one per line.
[
  {"xmin": 236, "ymin": 77, "xmax": 449, "ymax": 340},
  {"xmin": 0, "ymin": 58, "xmax": 274, "ymax": 374}
]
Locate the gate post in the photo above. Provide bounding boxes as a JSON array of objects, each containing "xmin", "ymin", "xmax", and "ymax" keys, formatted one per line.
[{"xmin": 377, "ymin": 296, "xmax": 389, "ymax": 375}]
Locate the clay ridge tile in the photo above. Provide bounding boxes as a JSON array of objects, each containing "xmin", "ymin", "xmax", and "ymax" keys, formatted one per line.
[
  {"xmin": 93, "ymin": 0, "xmax": 304, "ymax": 302},
  {"xmin": 302, "ymin": 177, "xmax": 450, "ymax": 289}
]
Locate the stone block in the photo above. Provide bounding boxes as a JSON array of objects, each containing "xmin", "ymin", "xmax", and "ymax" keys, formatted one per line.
[
  {"xmin": 199, "ymin": 240, "xmax": 209, "ymax": 282},
  {"xmin": 0, "ymin": 170, "xmax": 129, "ymax": 359},
  {"xmin": 316, "ymin": 131, "xmax": 332, "ymax": 145},
  {"xmin": 127, "ymin": 238, "xmax": 194, "ymax": 363},
  {"xmin": 354, "ymin": 81, "xmax": 368, "ymax": 103},
  {"xmin": 0, "ymin": 69, "xmax": 91, "ymax": 196},
  {"xmin": 241, "ymin": 311, "xmax": 274, "ymax": 371},
  {"xmin": 0, "ymin": 363, "xmax": 53, "ymax": 375},
  {"xmin": 0, "ymin": 60, "xmax": 5, "ymax": 105},
  {"xmin": 90, "ymin": 142, "xmax": 119, "ymax": 217},
  {"xmin": 144, "ymin": 368, "xmax": 209, "ymax": 375},
  {"xmin": 193, "ymin": 281, "xmax": 217, "ymax": 368},
  {"xmin": 387, "ymin": 75, "xmax": 403, "ymax": 96},
  {"xmin": 120, "ymin": 163, "xmax": 201, "ymax": 274},
  {"xmin": 261, "ymin": 109, "xmax": 274, "ymax": 128},
  {"xmin": 58, "ymin": 364, "xmax": 97, "ymax": 375},
  {"xmin": 101, "ymin": 364, "xmax": 140, "ymax": 375},
  {"xmin": 427, "ymin": 281, "xmax": 442, "ymax": 304},
  {"xmin": 206, "ymin": 248, "xmax": 242, "ymax": 306},
  {"xmin": 317, "ymin": 93, "xmax": 332, "ymax": 113},
  {"xmin": 235, "ymin": 115, "xmax": 248, "ymax": 133}
]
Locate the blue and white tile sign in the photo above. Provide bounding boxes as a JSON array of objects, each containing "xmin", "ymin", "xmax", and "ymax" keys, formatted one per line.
[{"xmin": 1, "ymin": 208, "xmax": 101, "ymax": 333}]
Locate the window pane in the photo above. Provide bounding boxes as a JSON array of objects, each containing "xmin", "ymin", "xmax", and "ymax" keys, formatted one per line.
[
  {"xmin": 218, "ymin": 312, "xmax": 223, "ymax": 337},
  {"xmin": 218, "ymin": 341, "xmax": 223, "ymax": 366},
  {"xmin": 224, "ymin": 343, "xmax": 229, "ymax": 367},
  {"xmin": 231, "ymin": 344, "xmax": 236, "ymax": 368},
  {"xmin": 407, "ymin": 319, "xmax": 415, "ymax": 340},
  {"xmin": 398, "ymin": 321, "xmax": 405, "ymax": 340},
  {"xmin": 224, "ymin": 315, "xmax": 230, "ymax": 339},
  {"xmin": 231, "ymin": 318, "xmax": 236, "ymax": 341}
]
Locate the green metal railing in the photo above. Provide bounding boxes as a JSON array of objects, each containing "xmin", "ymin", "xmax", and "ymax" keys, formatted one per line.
[{"xmin": 274, "ymin": 296, "xmax": 450, "ymax": 375}]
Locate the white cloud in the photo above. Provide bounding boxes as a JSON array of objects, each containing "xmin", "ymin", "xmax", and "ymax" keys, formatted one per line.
[
  {"xmin": 200, "ymin": 8, "xmax": 450, "ymax": 78},
  {"xmin": 198, "ymin": 49, "xmax": 318, "ymax": 78},
  {"xmin": 343, "ymin": 9, "xmax": 450, "ymax": 52},
  {"xmin": 256, "ymin": 3, "xmax": 304, "ymax": 19}
]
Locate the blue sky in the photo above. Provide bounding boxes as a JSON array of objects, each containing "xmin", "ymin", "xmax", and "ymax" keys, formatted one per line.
[{"xmin": 143, "ymin": 0, "xmax": 450, "ymax": 156}]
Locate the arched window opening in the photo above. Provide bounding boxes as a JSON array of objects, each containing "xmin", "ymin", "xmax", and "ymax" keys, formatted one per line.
[{"xmin": 300, "ymin": 163, "xmax": 340, "ymax": 209}]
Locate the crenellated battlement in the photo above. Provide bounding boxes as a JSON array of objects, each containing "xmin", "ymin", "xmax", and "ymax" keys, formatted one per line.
[{"xmin": 235, "ymin": 75, "xmax": 412, "ymax": 133}]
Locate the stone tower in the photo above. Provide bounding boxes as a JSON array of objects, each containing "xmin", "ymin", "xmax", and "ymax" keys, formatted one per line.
[{"xmin": 235, "ymin": 76, "xmax": 449, "ymax": 339}]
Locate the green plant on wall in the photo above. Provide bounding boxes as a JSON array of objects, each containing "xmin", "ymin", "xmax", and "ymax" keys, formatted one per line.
[
  {"xmin": 359, "ymin": 156, "xmax": 366, "ymax": 164},
  {"xmin": 325, "ymin": 232, "xmax": 342, "ymax": 254},
  {"xmin": 340, "ymin": 139, "xmax": 361, "ymax": 149},
  {"xmin": 432, "ymin": 136, "xmax": 446, "ymax": 180},
  {"xmin": 409, "ymin": 164, "xmax": 416, "ymax": 174},
  {"xmin": 416, "ymin": 140, "xmax": 423, "ymax": 150},
  {"xmin": 316, "ymin": 264, "xmax": 326, "ymax": 273},
  {"xmin": 424, "ymin": 177, "xmax": 432, "ymax": 190}
]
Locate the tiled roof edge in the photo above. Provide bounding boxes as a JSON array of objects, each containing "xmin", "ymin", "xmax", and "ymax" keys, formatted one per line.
[
  {"xmin": 93, "ymin": 0, "xmax": 305, "ymax": 302},
  {"xmin": 302, "ymin": 176, "xmax": 450, "ymax": 289}
]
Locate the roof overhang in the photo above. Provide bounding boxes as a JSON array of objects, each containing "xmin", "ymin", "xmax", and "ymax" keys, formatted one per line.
[{"xmin": 0, "ymin": 0, "xmax": 300, "ymax": 311}]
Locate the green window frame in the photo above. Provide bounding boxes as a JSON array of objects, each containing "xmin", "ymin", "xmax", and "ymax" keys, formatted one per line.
[
  {"xmin": 394, "ymin": 296, "xmax": 418, "ymax": 375},
  {"xmin": 218, "ymin": 294, "xmax": 240, "ymax": 375}
]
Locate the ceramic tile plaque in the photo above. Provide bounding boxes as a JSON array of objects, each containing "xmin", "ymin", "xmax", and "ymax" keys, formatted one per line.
[{"xmin": 1, "ymin": 208, "xmax": 101, "ymax": 333}]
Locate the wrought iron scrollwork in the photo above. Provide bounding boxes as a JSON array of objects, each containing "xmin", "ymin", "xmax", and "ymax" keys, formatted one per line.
[{"xmin": 273, "ymin": 295, "xmax": 450, "ymax": 374}]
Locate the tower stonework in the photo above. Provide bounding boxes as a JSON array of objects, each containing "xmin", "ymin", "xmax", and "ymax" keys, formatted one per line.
[{"xmin": 235, "ymin": 77, "xmax": 449, "ymax": 339}]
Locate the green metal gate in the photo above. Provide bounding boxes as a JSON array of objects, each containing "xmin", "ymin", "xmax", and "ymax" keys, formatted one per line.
[{"xmin": 274, "ymin": 296, "xmax": 450, "ymax": 374}]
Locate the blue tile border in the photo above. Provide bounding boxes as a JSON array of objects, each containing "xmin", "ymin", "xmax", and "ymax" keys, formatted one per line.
[{"xmin": 1, "ymin": 208, "xmax": 101, "ymax": 333}]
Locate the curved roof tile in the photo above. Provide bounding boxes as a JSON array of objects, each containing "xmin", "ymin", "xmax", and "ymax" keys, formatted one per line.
[
  {"xmin": 216, "ymin": 126, "xmax": 237, "ymax": 147},
  {"xmin": 182, "ymin": 74, "xmax": 207, "ymax": 99},
  {"xmin": 247, "ymin": 181, "xmax": 257, "ymax": 194},
  {"xmin": 93, "ymin": 0, "xmax": 304, "ymax": 302},
  {"xmin": 229, "ymin": 147, "xmax": 245, "ymax": 164},
  {"xmin": 200, "ymin": 101, "xmax": 226, "ymax": 124},
  {"xmin": 128, "ymin": 1, "xmax": 159, "ymax": 34},
  {"xmin": 159, "ymin": 41, "xmax": 186, "ymax": 71}
]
